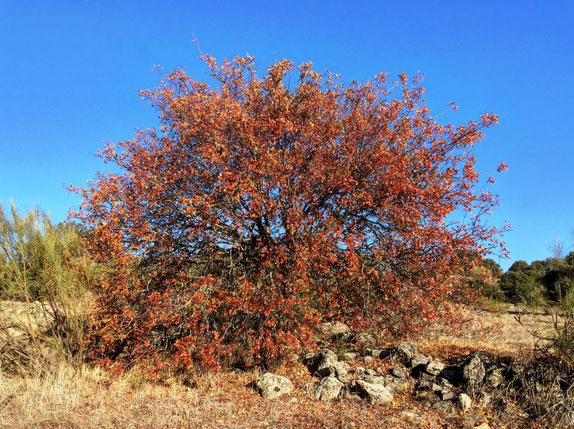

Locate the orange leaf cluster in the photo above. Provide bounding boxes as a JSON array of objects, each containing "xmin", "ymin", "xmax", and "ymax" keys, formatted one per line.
[{"xmin": 72, "ymin": 55, "xmax": 507, "ymax": 371}]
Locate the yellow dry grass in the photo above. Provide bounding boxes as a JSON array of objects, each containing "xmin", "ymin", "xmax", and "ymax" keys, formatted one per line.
[{"xmin": 0, "ymin": 303, "xmax": 556, "ymax": 428}]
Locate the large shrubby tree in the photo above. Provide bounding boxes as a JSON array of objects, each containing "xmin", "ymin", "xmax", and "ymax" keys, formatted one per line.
[{"xmin": 72, "ymin": 55, "xmax": 507, "ymax": 371}]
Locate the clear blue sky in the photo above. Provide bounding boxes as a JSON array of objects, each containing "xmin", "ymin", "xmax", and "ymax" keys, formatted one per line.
[{"xmin": 1, "ymin": 1, "xmax": 573, "ymax": 269}]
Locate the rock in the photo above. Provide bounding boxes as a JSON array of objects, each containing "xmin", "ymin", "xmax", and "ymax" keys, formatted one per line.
[
  {"xmin": 304, "ymin": 350, "xmax": 349, "ymax": 381},
  {"xmin": 342, "ymin": 352, "xmax": 358, "ymax": 361},
  {"xmin": 478, "ymin": 392, "xmax": 491, "ymax": 407},
  {"xmin": 396, "ymin": 342, "xmax": 418, "ymax": 365},
  {"xmin": 315, "ymin": 376, "xmax": 344, "ymax": 401},
  {"xmin": 365, "ymin": 369, "xmax": 377, "ymax": 376},
  {"xmin": 410, "ymin": 354, "xmax": 431, "ymax": 368},
  {"xmin": 332, "ymin": 361, "xmax": 350, "ymax": 381},
  {"xmin": 415, "ymin": 371, "xmax": 436, "ymax": 385},
  {"xmin": 362, "ymin": 375, "xmax": 388, "ymax": 385},
  {"xmin": 389, "ymin": 377, "xmax": 411, "ymax": 394},
  {"xmin": 426, "ymin": 360, "xmax": 445, "ymax": 376},
  {"xmin": 355, "ymin": 366, "xmax": 367, "ymax": 377},
  {"xmin": 319, "ymin": 321, "xmax": 351, "ymax": 338},
  {"xmin": 433, "ymin": 383, "xmax": 454, "ymax": 401},
  {"xmin": 473, "ymin": 424, "xmax": 490, "ymax": 429},
  {"xmin": 364, "ymin": 356, "xmax": 374, "ymax": 365},
  {"xmin": 391, "ymin": 367, "xmax": 407, "ymax": 378},
  {"xmin": 354, "ymin": 332, "xmax": 376, "ymax": 347},
  {"xmin": 458, "ymin": 393, "xmax": 472, "ymax": 412},
  {"xmin": 462, "ymin": 354, "xmax": 486, "ymax": 385},
  {"xmin": 435, "ymin": 377, "xmax": 453, "ymax": 390},
  {"xmin": 354, "ymin": 380, "xmax": 394, "ymax": 405},
  {"xmin": 364, "ymin": 348, "xmax": 382, "ymax": 357},
  {"xmin": 486, "ymin": 369, "xmax": 503, "ymax": 388},
  {"xmin": 255, "ymin": 373, "xmax": 294, "ymax": 399},
  {"xmin": 361, "ymin": 374, "xmax": 409, "ymax": 394}
]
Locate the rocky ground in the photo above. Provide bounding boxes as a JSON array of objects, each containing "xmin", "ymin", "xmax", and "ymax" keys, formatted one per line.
[{"xmin": 0, "ymin": 303, "xmax": 571, "ymax": 428}]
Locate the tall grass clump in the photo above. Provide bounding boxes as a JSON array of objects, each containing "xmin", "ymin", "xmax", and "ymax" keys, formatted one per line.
[
  {"xmin": 552, "ymin": 287, "xmax": 574, "ymax": 367},
  {"xmin": 0, "ymin": 203, "xmax": 98, "ymax": 375}
]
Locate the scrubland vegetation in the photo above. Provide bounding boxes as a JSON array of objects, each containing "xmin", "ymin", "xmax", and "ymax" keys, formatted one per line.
[{"xmin": 2, "ymin": 56, "xmax": 573, "ymax": 428}]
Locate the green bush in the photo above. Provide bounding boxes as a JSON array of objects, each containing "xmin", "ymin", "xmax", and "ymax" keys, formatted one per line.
[
  {"xmin": 0, "ymin": 203, "xmax": 98, "ymax": 374},
  {"xmin": 500, "ymin": 260, "xmax": 546, "ymax": 306}
]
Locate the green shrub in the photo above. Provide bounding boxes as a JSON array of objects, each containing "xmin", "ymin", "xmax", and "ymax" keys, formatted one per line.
[
  {"xmin": 0, "ymin": 203, "xmax": 98, "ymax": 374},
  {"xmin": 500, "ymin": 260, "xmax": 546, "ymax": 306}
]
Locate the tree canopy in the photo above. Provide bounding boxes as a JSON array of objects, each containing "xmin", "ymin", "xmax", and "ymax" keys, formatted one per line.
[{"xmin": 72, "ymin": 55, "xmax": 507, "ymax": 370}]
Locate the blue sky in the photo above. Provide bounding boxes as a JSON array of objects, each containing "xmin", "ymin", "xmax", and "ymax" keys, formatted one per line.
[{"xmin": 1, "ymin": 1, "xmax": 572, "ymax": 269}]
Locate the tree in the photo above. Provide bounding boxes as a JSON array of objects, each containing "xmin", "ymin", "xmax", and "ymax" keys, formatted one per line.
[
  {"xmin": 500, "ymin": 260, "xmax": 545, "ymax": 305},
  {"xmin": 72, "ymin": 55, "xmax": 507, "ymax": 371},
  {"xmin": 549, "ymin": 234, "xmax": 565, "ymax": 259}
]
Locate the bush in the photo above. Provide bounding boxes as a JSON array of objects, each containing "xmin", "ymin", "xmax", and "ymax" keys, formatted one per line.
[
  {"xmin": 73, "ymin": 55, "xmax": 506, "ymax": 371},
  {"xmin": 465, "ymin": 258, "xmax": 505, "ymax": 302},
  {"xmin": 0, "ymin": 203, "xmax": 98, "ymax": 374},
  {"xmin": 500, "ymin": 260, "xmax": 546, "ymax": 306}
]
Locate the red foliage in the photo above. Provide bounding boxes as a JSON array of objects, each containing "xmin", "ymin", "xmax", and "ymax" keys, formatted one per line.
[{"xmin": 71, "ymin": 55, "xmax": 507, "ymax": 371}]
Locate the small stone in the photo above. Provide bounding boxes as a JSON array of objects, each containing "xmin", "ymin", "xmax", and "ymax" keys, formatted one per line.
[
  {"xmin": 304, "ymin": 349, "xmax": 349, "ymax": 381},
  {"xmin": 410, "ymin": 354, "xmax": 431, "ymax": 368},
  {"xmin": 354, "ymin": 332, "xmax": 376, "ymax": 347},
  {"xmin": 458, "ymin": 393, "xmax": 472, "ymax": 412},
  {"xmin": 364, "ymin": 355, "xmax": 374, "ymax": 365},
  {"xmin": 362, "ymin": 375, "xmax": 388, "ymax": 385},
  {"xmin": 426, "ymin": 360, "xmax": 445, "ymax": 376},
  {"xmin": 473, "ymin": 424, "xmax": 490, "ymax": 429},
  {"xmin": 315, "ymin": 376, "xmax": 344, "ymax": 401},
  {"xmin": 396, "ymin": 342, "xmax": 418, "ymax": 365},
  {"xmin": 390, "ymin": 377, "xmax": 411, "ymax": 394},
  {"xmin": 478, "ymin": 392, "xmax": 491, "ymax": 407},
  {"xmin": 486, "ymin": 369, "xmax": 503, "ymax": 388},
  {"xmin": 438, "ymin": 387, "xmax": 454, "ymax": 401},
  {"xmin": 462, "ymin": 354, "xmax": 486, "ymax": 385},
  {"xmin": 255, "ymin": 373, "xmax": 294, "ymax": 399},
  {"xmin": 365, "ymin": 368, "xmax": 377, "ymax": 376},
  {"xmin": 354, "ymin": 380, "xmax": 394, "ymax": 404},
  {"xmin": 391, "ymin": 367, "xmax": 407, "ymax": 378},
  {"xmin": 363, "ymin": 347, "xmax": 383, "ymax": 357},
  {"xmin": 342, "ymin": 352, "xmax": 358, "ymax": 361}
]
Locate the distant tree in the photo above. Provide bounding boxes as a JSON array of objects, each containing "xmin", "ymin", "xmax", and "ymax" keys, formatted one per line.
[
  {"xmin": 482, "ymin": 258, "xmax": 503, "ymax": 279},
  {"xmin": 465, "ymin": 257, "xmax": 505, "ymax": 301},
  {"xmin": 72, "ymin": 55, "xmax": 507, "ymax": 371},
  {"xmin": 542, "ymin": 258, "xmax": 574, "ymax": 301},
  {"xmin": 549, "ymin": 234, "xmax": 565, "ymax": 259},
  {"xmin": 500, "ymin": 260, "xmax": 545, "ymax": 305}
]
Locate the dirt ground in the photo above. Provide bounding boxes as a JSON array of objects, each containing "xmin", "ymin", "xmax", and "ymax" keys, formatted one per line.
[{"xmin": 0, "ymin": 303, "xmax": 564, "ymax": 428}]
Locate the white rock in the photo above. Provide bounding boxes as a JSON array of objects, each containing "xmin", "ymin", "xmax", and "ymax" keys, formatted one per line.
[
  {"xmin": 315, "ymin": 376, "xmax": 344, "ymax": 401},
  {"xmin": 458, "ymin": 392, "xmax": 472, "ymax": 412},
  {"xmin": 255, "ymin": 373, "xmax": 294, "ymax": 399},
  {"xmin": 426, "ymin": 360, "xmax": 445, "ymax": 376},
  {"xmin": 355, "ymin": 380, "xmax": 393, "ymax": 404}
]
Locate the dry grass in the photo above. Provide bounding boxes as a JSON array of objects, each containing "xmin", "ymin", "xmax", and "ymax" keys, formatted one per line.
[
  {"xmin": 414, "ymin": 303, "xmax": 563, "ymax": 359},
  {"xmin": 0, "ymin": 303, "xmax": 557, "ymax": 428},
  {"xmin": 0, "ymin": 361, "xmax": 493, "ymax": 429}
]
